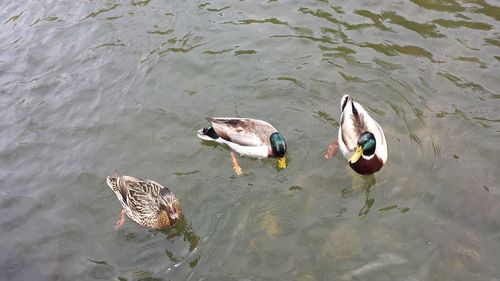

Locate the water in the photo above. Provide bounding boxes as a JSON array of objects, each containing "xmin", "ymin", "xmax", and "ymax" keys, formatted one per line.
[{"xmin": 0, "ymin": 0, "xmax": 499, "ymax": 280}]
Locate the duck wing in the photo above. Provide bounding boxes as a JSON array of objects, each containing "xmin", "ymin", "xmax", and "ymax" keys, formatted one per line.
[
  {"xmin": 207, "ymin": 118, "xmax": 276, "ymax": 146},
  {"xmin": 340, "ymin": 100, "xmax": 367, "ymax": 150},
  {"xmin": 118, "ymin": 177, "xmax": 162, "ymax": 216}
]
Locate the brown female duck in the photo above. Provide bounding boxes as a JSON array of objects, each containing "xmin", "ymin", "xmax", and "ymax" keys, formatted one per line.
[{"xmin": 106, "ymin": 174, "xmax": 182, "ymax": 229}]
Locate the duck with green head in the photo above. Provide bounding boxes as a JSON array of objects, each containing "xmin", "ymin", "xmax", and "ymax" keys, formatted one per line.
[
  {"xmin": 197, "ymin": 117, "xmax": 287, "ymax": 175},
  {"xmin": 326, "ymin": 95, "xmax": 388, "ymax": 174}
]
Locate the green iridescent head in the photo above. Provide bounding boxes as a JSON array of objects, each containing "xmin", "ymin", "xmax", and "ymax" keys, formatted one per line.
[
  {"xmin": 358, "ymin": 132, "xmax": 376, "ymax": 156},
  {"xmin": 349, "ymin": 132, "xmax": 376, "ymax": 164},
  {"xmin": 270, "ymin": 132, "xmax": 287, "ymax": 157}
]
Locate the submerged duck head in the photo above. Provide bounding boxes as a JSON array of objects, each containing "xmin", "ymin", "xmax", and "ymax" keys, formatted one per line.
[
  {"xmin": 270, "ymin": 132, "xmax": 287, "ymax": 169},
  {"xmin": 270, "ymin": 132, "xmax": 287, "ymax": 158}
]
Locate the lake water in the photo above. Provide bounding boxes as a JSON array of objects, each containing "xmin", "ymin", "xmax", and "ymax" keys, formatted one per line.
[{"xmin": 1, "ymin": 0, "xmax": 499, "ymax": 280}]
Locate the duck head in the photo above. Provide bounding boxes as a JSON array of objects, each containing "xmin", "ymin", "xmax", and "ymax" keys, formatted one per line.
[{"xmin": 349, "ymin": 132, "xmax": 376, "ymax": 164}]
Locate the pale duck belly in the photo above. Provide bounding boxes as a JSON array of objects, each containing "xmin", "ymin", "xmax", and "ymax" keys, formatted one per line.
[{"xmin": 217, "ymin": 138, "xmax": 269, "ymax": 158}]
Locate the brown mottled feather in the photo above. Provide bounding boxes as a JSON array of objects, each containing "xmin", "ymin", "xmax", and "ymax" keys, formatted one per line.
[{"xmin": 106, "ymin": 175, "xmax": 182, "ymax": 229}]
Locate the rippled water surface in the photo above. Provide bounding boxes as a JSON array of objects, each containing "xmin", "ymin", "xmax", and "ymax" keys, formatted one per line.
[{"xmin": 1, "ymin": 0, "xmax": 499, "ymax": 280}]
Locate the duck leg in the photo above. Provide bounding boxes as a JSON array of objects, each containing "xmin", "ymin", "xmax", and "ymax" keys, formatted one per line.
[
  {"xmin": 115, "ymin": 209, "xmax": 126, "ymax": 230},
  {"xmin": 324, "ymin": 141, "xmax": 339, "ymax": 160},
  {"xmin": 230, "ymin": 152, "xmax": 242, "ymax": 175}
]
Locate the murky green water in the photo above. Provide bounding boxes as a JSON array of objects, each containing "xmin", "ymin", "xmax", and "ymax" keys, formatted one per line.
[{"xmin": 1, "ymin": 0, "xmax": 499, "ymax": 280}]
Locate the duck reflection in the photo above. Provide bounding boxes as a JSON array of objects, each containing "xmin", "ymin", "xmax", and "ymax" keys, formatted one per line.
[
  {"xmin": 94, "ymin": 217, "xmax": 200, "ymax": 280},
  {"xmin": 341, "ymin": 173, "xmax": 377, "ymax": 218},
  {"xmin": 152, "ymin": 216, "xmax": 200, "ymax": 269}
]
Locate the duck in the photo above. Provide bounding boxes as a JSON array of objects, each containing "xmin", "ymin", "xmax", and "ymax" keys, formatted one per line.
[
  {"xmin": 197, "ymin": 117, "xmax": 287, "ymax": 175},
  {"xmin": 325, "ymin": 95, "xmax": 388, "ymax": 174},
  {"xmin": 106, "ymin": 174, "xmax": 182, "ymax": 230}
]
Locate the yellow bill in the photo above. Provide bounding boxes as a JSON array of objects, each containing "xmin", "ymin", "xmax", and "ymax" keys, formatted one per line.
[
  {"xmin": 348, "ymin": 146, "xmax": 363, "ymax": 164},
  {"xmin": 277, "ymin": 157, "xmax": 287, "ymax": 169}
]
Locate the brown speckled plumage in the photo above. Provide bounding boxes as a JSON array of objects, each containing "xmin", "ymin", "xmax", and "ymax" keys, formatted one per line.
[{"xmin": 106, "ymin": 174, "xmax": 182, "ymax": 229}]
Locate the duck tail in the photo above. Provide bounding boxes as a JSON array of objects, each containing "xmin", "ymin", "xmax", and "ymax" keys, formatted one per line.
[{"xmin": 197, "ymin": 126, "xmax": 219, "ymax": 141}]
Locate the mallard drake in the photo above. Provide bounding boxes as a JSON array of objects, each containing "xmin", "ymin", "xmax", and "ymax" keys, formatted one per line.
[
  {"xmin": 106, "ymin": 174, "xmax": 182, "ymax": 230},
  {"xmin": 197, "ymin": 117, "xmax": 287, "ymax": 175},
  {"xmin": 326, "ymin": 95, "xmax": 388, "ymax": 174}
]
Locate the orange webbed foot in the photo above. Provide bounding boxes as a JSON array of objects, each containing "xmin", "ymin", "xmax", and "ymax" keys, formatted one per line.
[
  {"xmin": 325, "ymin": 141, "xmax": 339, "ymax": 160},
  {"xmin": 230, "ymin": 152, "xmax": 242, "ymax": 176},
  {"xmin": 115, "ymin": 209, "xmax": 126, "ymax": 230}
]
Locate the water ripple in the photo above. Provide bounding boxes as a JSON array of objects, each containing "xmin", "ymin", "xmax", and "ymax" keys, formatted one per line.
[
  {"xmin": 81, "ymin": 3, "xmax": 121, "ymax": 21},
  {"xmin": 1, "ymin": 0, "xmax": 500, "ymax": 279},
  {"xmin": 382, "ymin": 11, "xmax": 445, "ymax": 38}
]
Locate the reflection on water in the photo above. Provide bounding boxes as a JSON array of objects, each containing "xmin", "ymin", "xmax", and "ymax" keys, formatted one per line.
[
  {"xmin": 341, "ymin": 173, "xmax": 377, "ymax": 218},
  {"xmin": 159, "ymin": 217, "xmax": 200, "ymax": 263},
  {"xmin": 0, "ymin": 0, "xmax": 499, "ymax": 280},
  {"xmin": 89, "ymin": 216, "xmax": 200, "ymax": 280},
  {"xmin": 340, "ymin": 252, "xmax": 408, "ymax": 280},
  {"xmin": 155, "ymin": 217, "xmax": 200, "ymax": 273}
]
